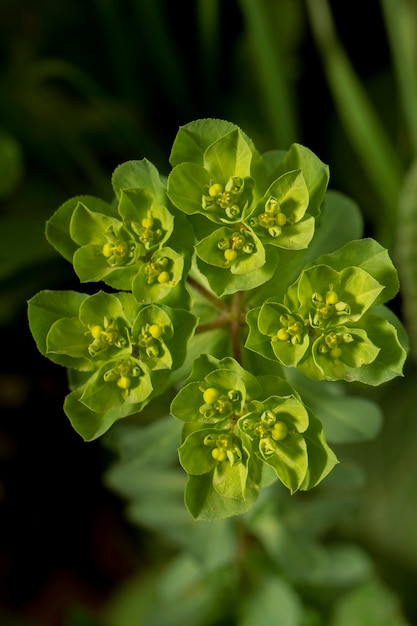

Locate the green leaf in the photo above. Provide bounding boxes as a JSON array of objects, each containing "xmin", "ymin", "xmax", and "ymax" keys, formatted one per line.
[
  {"xmin": 270, "ymin": 143, "xmax": 330, "ymax": 217},
  {"xmin": 79, "ymin": 359, "xmax": 154, "ymax": 413},
  {"xmin": 72, "ymin": 244, "xmax": 139, "ymax": 289},
  {"xmin": 308, "ymin": 191, "xmax": 364, "ymax": 258},
  {"xmin": 257, "ymin": 303, "xmax": 310, "ymax": 367},
  {"xmin": 79, "ymin": 290, "xmax": 136, "ymax": 327},
  {"xmin": 196, "ymin": 246, "xmax": 279, "ymax": 296},
  {"xmin": 179, "ymin": 426, "xmax": 250, "ymax": 501},
  {"xmin": 184, "ymin": 459, "xmax": 261, "ymax": 521},
  {"xmin": 167, "ymin": 162, "xmax": 211, "ymax": 215},
  {"xmin": 46, "ymin": 317, "xmax": 96, "ymax": 368},
  {"xmin": 212, "ymin": 452, "xmax": 249, "ymax": 499},
  {"xmin": 169, "ymin": 118, "xmax": 241, "ymax": 167},
  {"xmin": 238, "ymin": 577, "xmax": 303, "ymax": 626},
  {"xmin": 178, "ymin": 428, "xmax": 217, "ymax": 475},
  {"xmin": 245, "ymin": 307, "xmax": 277, "ymax": 362},
  {"xmin": 296, "ymin": 265, "xmax": 384, "ymax": 323},
  {"xmin": 308, "ymin": 326, "xmax": 381, "ymax": 382},
  {"xmin": 300, "ymin": 412, "xmax": 339, "ymax": 489},
  {"xmin": 132, "ymin": 247, "xmax": 188, "ymax": 305},
  {"xmin": 171, "ymin": 368, "xmax": 247, "ymax": 425},
  {"xmin": 64, "ymin": 386, "xmax": 150, "ymax": 442},
  {"xmin": 258, "ymin": 434, "xmax": 308, "ymax": 494},
  {"xmin": 311, "ymin": 238, "xmax": 400, "ymax": 306},
  {"xmin": 111, "ymin": 158, "xmax": 166, "ymax": 202},
  {"xmin": 118, "ymin": 188, "xmax": 174, "ymax": 250},
  {"xmin": 132, "ymin": 304, "xmax": 197, "ymax": 372},
  {"xmin": 286, "ymin": 371, "xmax": 383, "ymax": 444},
  {"xmin": 330, "ymin": 580, "xmax": 411, "ymax": 626},
  {"xmin": 264, "ymin": 215, "xmax": 315, "ymax": 251},
  {"xmin": 27, "ymin": 290, "xmax": 89, "ymax": 364},
  {"xmin": 171, "ymin": 381, "xmax": 209, "ymax": 423},
  {"xmin": 46, "ymin": 195, "xmax": 116, "ymax": 262},
  {"xmin": 248, "ymin": 170, "xmax": 315, "ymax": 250},
  {"xmin": 70, "ymin": 201, "xmax": 121, "ymax": 246},
  {"xmin": 195, "ymin": 227, "xmax": 265, "ymax": 274},
  {"xmin": 351, "ymin": 314, "xmax": 407, "ymax": 385},
  {"xmin": 203, "ymin": 129, "xmax": 253, "ymax": 182}
]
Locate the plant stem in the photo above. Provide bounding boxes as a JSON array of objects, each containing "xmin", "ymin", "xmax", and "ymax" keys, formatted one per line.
[
  {"xmin": 193, "ymin": 288, "xmax": 246, "ymax": 364},
  {"xmin": 194, "ymin": 315, "xmax": 230, "ymax": 334},
  {"xmin": 230, "ymin": 291, "xmax": 244, "ymax": 363},
  {"xmin": 187, "ymin": 276, "xmax": 229, "ymax": 311}
]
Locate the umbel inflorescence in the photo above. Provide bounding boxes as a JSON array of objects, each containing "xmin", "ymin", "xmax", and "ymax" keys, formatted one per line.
[{"xmin": 28, "ymin": 119, "xmax": 407, "ymax": 520}]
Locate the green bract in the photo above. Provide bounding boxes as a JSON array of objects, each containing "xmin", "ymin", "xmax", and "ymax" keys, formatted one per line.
[
  {"xmin": 246, "ymin": 239, "xmax": 407, "ymax": 384},
  {"xmin": 167, "ymin": 119, "xmax": 328, "ymax": 296},
  {"xmin": 28, "ymin": 118, "xmax": 408, "ymax": 520},
  {"xmin": 28, "ymin": 289, "xmax": 197, "ymax": 440},
  {"xmin": 171, "ymin": 355, "xmax": 337, "ymax": 519}
]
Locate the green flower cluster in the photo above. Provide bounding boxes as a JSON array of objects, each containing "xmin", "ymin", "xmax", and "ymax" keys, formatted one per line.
[
  {"xmin": 27, "ymin": 117, "xmax": 408, "ymax": 521},
  {"xmin": 246, "ymin": 239, "xmax": 407, "ymax": 385},
  {"xmin": 167, "ymin": 119, "xmax": 329, "ymax": 296},
  {"xmin": 171, "ymin": 355, "xmax": 337, "ymax": 520},
  {"xmin": 28, "ymin": 290, "xmax": 197, "ymax": 440},
  {"xmin": 45, "ymin": 160, "xmax": 193, "ymax": 307}
]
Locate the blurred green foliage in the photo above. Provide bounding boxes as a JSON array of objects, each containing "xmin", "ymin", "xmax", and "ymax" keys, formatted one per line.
[{"xmin": 2, "ymin": 0, "xmax": 417, "ymax": 625}]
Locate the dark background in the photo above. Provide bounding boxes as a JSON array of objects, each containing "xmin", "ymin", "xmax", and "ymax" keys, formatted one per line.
[{"xmin": 1, "ymin": 1, "xmax": 415, "ymax": 624}]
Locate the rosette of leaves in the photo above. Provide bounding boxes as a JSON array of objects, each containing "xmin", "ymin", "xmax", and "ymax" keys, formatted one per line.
[
  {"xmin": 28, "ymin": 289, "xmax": 197, "ymax": 440},
  {"xmin": 167, "ymin": 119, "xmax": 329, "ymax": 296},
  {"xmin": 170, "ymin": 355, "xmax": 337, "ymax": 520},
  {"xmin": 45, "ymin": 159, "xmax": 192, "ymax": 305},
  {"xmin": 246, "ymin": 239, "xmax": 408, "ymax": 384}
]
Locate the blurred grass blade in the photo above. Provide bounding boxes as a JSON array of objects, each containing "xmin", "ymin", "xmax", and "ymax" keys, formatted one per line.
[
  {"xmin": 394, "ymin": 159, "xmax": 417, "ymax": 362},
  {"xmin": 380, "ymin": 0, "xmax": 417, "ymax": 157},
  {"xmin": 238, "ymin": 0, "xmax": 299, "ymax": 148},
  {"xmin": 197, "ymin": 0, "xmax": 221, "ymax": 94},
  {"xmin": 305, "ymin": 0, "xmax": 404, "ymax": 247}
]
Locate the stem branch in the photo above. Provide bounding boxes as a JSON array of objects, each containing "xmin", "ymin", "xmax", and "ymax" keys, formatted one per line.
[{"xmin": 187, "ymin": 276, "xmax": 229, "ymax": 311}]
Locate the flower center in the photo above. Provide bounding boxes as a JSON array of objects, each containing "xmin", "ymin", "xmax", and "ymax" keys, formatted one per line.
[
  {"xmin": 311, "ymin": 284, "xmax": 350, "ymax": 326},
  {"xmin": 217, "ymin": 229, "xmax": 256, "ymax": 267},
  {"xmin": 250, "ymin": 196, "xmax": 291, "ymax": 237},
  {"xmin": 273, "ymin": 314, "xmax": 305, "ymax": 345},
  {"xmin": 144, "ymin": 257, "xmax": 173, "ymax": 285},
  {"xmin": 202, "ymin": 176, "xmax": 245, "ymax": 220}
]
